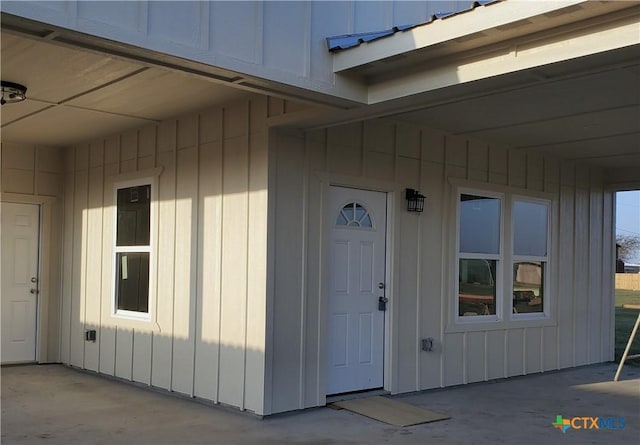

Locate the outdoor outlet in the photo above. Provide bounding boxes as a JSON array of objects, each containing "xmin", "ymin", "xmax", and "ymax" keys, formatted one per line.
[
  {"xmin": 421, "ymin": 338, "xmax": 434, "ymax": 352},
  {"xmin": 84, "ymin": 330, "xmax": 97, "ymax": 342}
]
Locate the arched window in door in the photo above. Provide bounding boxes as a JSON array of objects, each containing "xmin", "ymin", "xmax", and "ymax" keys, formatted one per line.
[{"xmin": 335, "ymin": 202, "xmax": 373, "ymax": 228}]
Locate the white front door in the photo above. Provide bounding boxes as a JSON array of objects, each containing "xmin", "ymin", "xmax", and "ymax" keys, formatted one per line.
[
  {"xmin": 1, "ymin": 202, "xmax": 40, "ymax": 364},
  {"xmin": 327, "ymin": 187, "xmax": 387, "ymax": 395}
]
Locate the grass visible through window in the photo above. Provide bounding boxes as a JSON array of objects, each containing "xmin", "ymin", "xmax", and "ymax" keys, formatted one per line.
[{"xmin": 615, "ymin": 289, "xmax": 640, "ymax": 366}]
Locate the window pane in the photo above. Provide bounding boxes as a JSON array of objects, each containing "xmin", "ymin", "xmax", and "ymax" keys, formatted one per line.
[
  {"xmin": 459, "ymin": 258, "xmax": 497, "ymax": 317},
  {"xmin": 513, "ymin": 200, "xmax": 548, "ymax": 256},
  {"xmin": 513, "ymin": 261, "xmax": 544, "ymax": 314},
  {"xmin": 459, "ymin": 194, "xmax": 500, "ymax": 254},
  {"xmin": 116, "ymin": 252, "xmax": 149, "ymax": 313},
  {"xmin": 117, "ymin": 185, "xmax": 151, "ymax": 246},
  {"xmin": 336, "ymin": 202, "xmax": 373, "ymax": 229}
]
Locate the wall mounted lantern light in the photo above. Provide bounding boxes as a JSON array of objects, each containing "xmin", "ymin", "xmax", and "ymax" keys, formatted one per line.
[
  {"xmin": 405, "ymin": 188, "xmax": 425, "ymax": 213},
  {"xmin": 1, "ymin": 81, "xmax": 27, "ymax": 105}
]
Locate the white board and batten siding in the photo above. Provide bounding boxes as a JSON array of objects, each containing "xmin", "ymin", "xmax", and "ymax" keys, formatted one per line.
[
  {"xmin": 59, "ymin": 97, "xmax": 270, "ymax": 415},
  {"xmin": 268, "ymin": 119, "xmax": 615, "ymax": 414}
]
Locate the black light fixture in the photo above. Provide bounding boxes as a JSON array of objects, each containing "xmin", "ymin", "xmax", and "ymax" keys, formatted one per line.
[
  {"xmin": 405, "ymin": 188, "xmax": 425, "ymax": 213},
  {"xmin": 1, "ymin": 81, "xmax": 27, "ymax": 105}
]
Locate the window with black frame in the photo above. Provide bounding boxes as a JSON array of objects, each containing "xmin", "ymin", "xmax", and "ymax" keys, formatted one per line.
[{"xmin": 115, "ymin": 184, "xmax": 151, "ymax": 314}]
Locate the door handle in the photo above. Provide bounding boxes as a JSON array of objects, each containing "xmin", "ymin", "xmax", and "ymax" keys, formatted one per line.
[
  {"xmin": 30, "ymin": 288, "xmax": 38, "ymax": 294},
  {"xmin": 378, "ymin": 296, "xmax": 388, "ymax": 311}
]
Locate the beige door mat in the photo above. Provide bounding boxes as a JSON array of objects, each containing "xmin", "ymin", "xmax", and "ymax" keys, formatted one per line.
[{"xmin": 330, "ymin": 395, "xmax": 450, "ymax": 427}]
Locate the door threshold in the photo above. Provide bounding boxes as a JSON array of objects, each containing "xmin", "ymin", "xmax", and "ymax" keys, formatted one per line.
[{"xmin": 327, "ymin": 388, "xmax": 389, "ymax": 404}]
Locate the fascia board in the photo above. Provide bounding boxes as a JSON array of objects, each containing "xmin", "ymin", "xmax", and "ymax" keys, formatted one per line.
[
  {"xmin": 367, "ymin": 10, "xmax": 640, "ymax": 104},
  {"xmin": 333, "ymin": 0, "xmax": 588, "ymax": 73}
]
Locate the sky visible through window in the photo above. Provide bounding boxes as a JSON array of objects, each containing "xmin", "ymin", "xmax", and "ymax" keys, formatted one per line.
[{"xmin": 617, "ymin": 190, "xmax": 640, "ymax": 264}]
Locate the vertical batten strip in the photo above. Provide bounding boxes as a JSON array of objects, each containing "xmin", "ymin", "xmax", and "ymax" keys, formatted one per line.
[
  {"xmin": 191, "ymin": 114, "xmax": 202, "ymax": 399},
  {"xmin": 68, "ymin": 149, "xmax": 76, "ymax": 365},
  {"xmin": 540, "ymin": 326, "xmax": 545, "ymax": 373},
  {"xmin": 131, "ymin": 328, "xmax": 135, "ymax": 381},
  {"xmin": 97, "ymin": 141, "xmax": 105, "ymax": 373},
  {"xmin": 114, "ymin": 326, "xmax": 118, "ymax": 376},
  {"xmin": 586, "ymin": 180, "xmax": 592, "ymax": 364},
  {"xmin": 149, "ymin": 333, "xmax": 154, "ymax": 386},
  {"xmin": 303, "ymin": 1, "xmax": 311, "ymax": 78},
  {"xmin": 65, "ymin": 149, "xmax": 76, "ymax": 364},
  {"xmin": 522, "ymin": 327, "xmax": 527, "ymax": 374},
  {"xmin": 80, "ymin": 147, "xmax": 89, "ymax": 370},
  {"xmin": 117, "ymin": 135, "xmax": 122, "ymax": 174},
  {"xmin": 465, "ymin": 140, "xmax": 470, "ymax": 180},
  {"xmin": 150, "ymin": 125, "xmax": 159, "ymax": 387},
  {"xmin": 503, "ymin": 330, "xmax": 508, "ymax": 378},
  {"xmin": 359, "ymin": 122, "xmax": 366, "ymax": 178},
  {"xmin": 135, "ymin": 130, "xmax": 140, "ymax": 171},
  {"xmin": 601, "ymin": 192, "xmax": 613, "ymax": 361},
  {"xmin": 198, "ymin": 1, "xmax": 210, "ymax": 51},
  {"xmin": 462, "ymin": 332, "xmax": 467, "ymax": 384},
  {"xmin": 32, "ymin": 146, "xmax": 37, "ymax": 198},
  {"xmin": 439, "ymin": 132, "xmax": 448, "ymax": 388},
  {"xmin": 299, "ymin": 130, "xmax": 309, "ymax": 409},
  {"xmin": 484, "ymin": 331, "xmax": 488, "ymax": 381},
  {"xmin": 255, "ymin": 2, "xmax": 264, "ymax": 66},
  {"xmin": 241, "ymin": 103, "xmax": 251, "ymax": 411},
  {"xmin": 169, "ymin": 121, "xmax": 178, "ymax": 392},
  {"xmin": 215, "ymin": 110, "xmax": 226, "ymax": 404},
  {"xmin": 391, "ymin": 123, "xmax": 400, "ymax": 391},
  {"xmin": 315, "ymin": 129, "xmax": 328, "ymax": 404},
  {"xmin": 212, "ymin": 110, "xmax": 224, "ymax": 403},
  {"xmin": 570, "ymin": 165, "xmax": 577, "ymax": 367},
  {"xmin": 415, "ymin": 130, "xmax": 423, "ymax": 391}
]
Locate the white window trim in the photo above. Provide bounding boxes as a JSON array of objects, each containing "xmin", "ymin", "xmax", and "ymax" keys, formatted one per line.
[
  {"xmin": 111, "ymin": 176, "xmax": 158, "ymax": 322},
  {"xmin": 510, "ymin": 195, "xmax": 551, "ymax": 321},
  {"xmin": 451, "ymin": 183, "xmax": 555, "ymax": 330},
  {"xmin": 455, "ymin": 188, "xmax": 505, "ymax": 324}
]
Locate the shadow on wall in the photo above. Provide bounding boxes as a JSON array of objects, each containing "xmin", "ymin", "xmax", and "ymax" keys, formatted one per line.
[
  {"xmin": 73, "ymin": 324, "xmax": 269, "ymax": 414},
  {"xmin": 61, "ymin": 110, "xmax": 272, "ymax": 414}
]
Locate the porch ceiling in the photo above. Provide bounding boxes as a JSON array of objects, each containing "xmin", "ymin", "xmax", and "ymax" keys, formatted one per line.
[
  {"xmin": 1, "ymin": 19, "xmax": 638, "ymax": 185},
  {"xmin": 325, "ymin": 0, "xmax": 640, "ymax": 186},
  {"xmin": 1, "ymin": 30, "xmax": 248, "ymax": 148},
  {"xmin": 390, "ymin": 45, "xmax": 640, "ymax": 172}
]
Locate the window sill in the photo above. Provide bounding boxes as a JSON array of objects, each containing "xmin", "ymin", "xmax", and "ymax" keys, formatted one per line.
[
  {"xmin": 445, "ymin": 317, "xmax": 557, "ymax": 334},
  {"xmin": 106, "ymin": 313, "xmax": 161, "ymax": 333}
]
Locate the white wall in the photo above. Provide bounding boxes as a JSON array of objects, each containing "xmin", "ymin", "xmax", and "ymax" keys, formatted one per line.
[
  {"xmin": 59, "ymin": 96, "xmax": 270, "ymax": 415},
  {"xmin": 267, "ymin": 118, "xmax": 615, "ymax": 413},
  {"xmin": 0, "ymin": 142, "xmax": 64, "ymax": 363},
  {"xmin": 1, "ymin": 1, "xmax": 473, "ymax": 104}
]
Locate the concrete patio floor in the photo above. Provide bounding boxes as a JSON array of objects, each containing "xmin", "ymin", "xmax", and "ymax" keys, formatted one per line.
[{"xmin": 2, "ymin": 363, "xmax": 639, "ymax": 445}]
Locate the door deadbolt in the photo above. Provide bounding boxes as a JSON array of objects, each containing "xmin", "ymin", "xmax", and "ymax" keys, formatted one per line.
[
  {"xmin": 31, "ymin": 277, "xmax": 37, "ymax": 283},
  {"xmin": 378, "ymin": 282, "xmax": 385, "ymax": 289}
]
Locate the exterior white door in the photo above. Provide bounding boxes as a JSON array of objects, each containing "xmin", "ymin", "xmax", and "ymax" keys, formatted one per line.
[
  {"xmin": 327, "ymin": 187, "xmax": 387, "ymax": 395},
  {"xmin": 1, "ymin": 202, "xmax": 40, "ymax": 363}
]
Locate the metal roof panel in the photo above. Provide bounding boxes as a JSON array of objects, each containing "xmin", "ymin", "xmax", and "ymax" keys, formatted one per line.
[{"xmin": 327, "ymin": 0, "xmax": 501, "ymax": 51}]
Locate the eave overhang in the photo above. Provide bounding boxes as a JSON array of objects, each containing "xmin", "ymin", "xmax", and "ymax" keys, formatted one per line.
[{"xmin": 331, "ymin": 1, "xmax": 640, "ymax": 105}]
